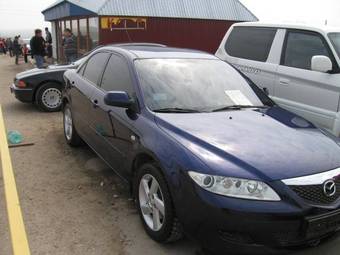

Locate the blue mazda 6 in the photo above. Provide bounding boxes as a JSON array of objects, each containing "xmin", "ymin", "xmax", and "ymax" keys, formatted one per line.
[{"xmin": 62, "ymin": 44, "xmax": 340, "ymax": 254}]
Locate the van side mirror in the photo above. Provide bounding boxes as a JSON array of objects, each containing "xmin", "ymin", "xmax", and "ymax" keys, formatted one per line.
[
  {"xmin": 104, "ymin": 91, "xmax": 134, "ymax": 109},
  {"xmin": 311, "ymin": 55, "xmax": 332, "ymax": 73}
]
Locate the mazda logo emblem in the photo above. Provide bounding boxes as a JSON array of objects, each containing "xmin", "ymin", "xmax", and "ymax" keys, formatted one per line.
[{"xmin": 323, "ymin": 180, "xmax": 337, "ymax": 197}]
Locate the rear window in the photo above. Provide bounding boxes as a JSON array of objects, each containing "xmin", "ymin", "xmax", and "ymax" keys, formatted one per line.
[{"xmin": 225, "ymin": 27, "xmax": 277, "ymax": 62}]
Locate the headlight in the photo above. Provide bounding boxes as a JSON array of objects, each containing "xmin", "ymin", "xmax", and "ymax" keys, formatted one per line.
[{"xmin": 188, "ymin": 171, "xmax": 280, "ymax": 201}]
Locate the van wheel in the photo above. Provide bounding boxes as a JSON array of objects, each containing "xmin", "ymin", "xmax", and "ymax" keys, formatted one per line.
[
  {"xmin": 134, "ymin": 163, "xmax": 183, "ymax": 243},
  {"xmin": 35, "ymin": 82, "xmax": 62, "ymax": 112},
  {"xmin": 63, "ymin": 104, "xmax": 82, "ymax": 147}
]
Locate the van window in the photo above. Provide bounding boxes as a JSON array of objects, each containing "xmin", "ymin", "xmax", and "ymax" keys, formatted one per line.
[
  {"xmin": 225, "ymin": 27, "xmax": 277, "ymax": 62},
  {"xmin": 282, "ymin": 31, "xmax": 330, "ymax": 70},
  {"xmin": 328, "ymin": 33, "xmax": 340, "ymax": 59}
]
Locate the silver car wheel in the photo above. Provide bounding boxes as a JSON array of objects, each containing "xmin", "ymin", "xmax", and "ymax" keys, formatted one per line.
[
  {"xmin": 42, "ymin": 88, "xmax": 61, "ymax": 109},
  {"xmin": 64, "ymin": 107, "xmax": 73, "ymax": 141},
  {"xmin": 139, "ymin": 174, "xmax": 165, "ymax": 231}
]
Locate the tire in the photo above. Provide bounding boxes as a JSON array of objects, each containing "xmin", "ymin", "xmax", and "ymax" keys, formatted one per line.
[
  {"xmin": 63, "ymin": 103, "xmax": 82, "ymax": 147},
  {"xmin": 35, "ymin": 82, "xmax": 62, "ymax": 112},
  {"xmin": 134, "ymin": 163, "xmax": 183, "ymax": 243}
]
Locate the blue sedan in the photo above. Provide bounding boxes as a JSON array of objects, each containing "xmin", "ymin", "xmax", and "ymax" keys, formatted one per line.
[{"xmin": 62, "ymin": 44, "xmax": 340, "ymax": 254}]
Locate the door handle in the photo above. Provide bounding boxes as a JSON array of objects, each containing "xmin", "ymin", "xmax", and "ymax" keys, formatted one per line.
[
  {"xmin": 91, "ymin": 99, "xmax": 98, "ymax": 108},
  {"xmin": 279, "ymin": 78, "xmax": 290, "ymax": 86}
]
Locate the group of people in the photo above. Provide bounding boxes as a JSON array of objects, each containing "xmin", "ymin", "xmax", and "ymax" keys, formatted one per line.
[
  {"xmin": 0, "ymin": 36, "xmax": 27, "ymax": 64},
  {"xmin": 29, "ymin": 27, "xmax": 77, "ymax": 68},
  {"xmin": 1, "ymin": 27, "xmax": 77, "ymax": 68},
  {"xmin": 0, "ymin": 28, "xmax": 52, "ymax": 67}
]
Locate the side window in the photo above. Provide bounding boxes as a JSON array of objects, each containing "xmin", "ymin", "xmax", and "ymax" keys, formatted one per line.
[
  {"xmin": 282, "ymin": 31, "xmax": 330, "ymax": 70},
  {"xmin": 83, "ymin": 52, "xmax": 110, "ymax": 85},
  {"xmin": 101, "ymin": 54, "xmax": 134, "ymax": 95},
  {"xmin": 225, "ymin": 27, "xmax": 277, "ymax": 62}
]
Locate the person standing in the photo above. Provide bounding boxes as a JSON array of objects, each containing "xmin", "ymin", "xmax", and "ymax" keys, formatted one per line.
[
  {"xmin": 62, "ymin": 29, "xmax": 77, "ymax": 64},
  {"xmin": 0, "ymin": 39, "xmax": 5, "ymax": 54},
  {"xmin": 6, "ymin": 38, "xmax": 13, "ymax": 57},
  {"xmin": 30, "ymin": 29, "xmax": 46, "ymax": 68},
  {"xmin": 45, "ymin": 27, "xmax": 53, "ymax": 58},
  {"xmin": 13, "ymin": 36, "xmax": 21, "ymax": 65}
]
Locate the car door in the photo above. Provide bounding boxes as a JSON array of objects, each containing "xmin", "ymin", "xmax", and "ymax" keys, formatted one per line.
[
  {"xmin": 217, "ymin": 26, "xmax": 279, "ymax": 95},
  {"xmin": 275, "ymin": 30, "xmax": 340, "ymax": 132},
  {"xmin": 71, "ymin": 52, "xmax": 110, "ymax": 145},
  {"xmin": 89, "ymin": 53, "xmax": 137, "ymax": 180}
]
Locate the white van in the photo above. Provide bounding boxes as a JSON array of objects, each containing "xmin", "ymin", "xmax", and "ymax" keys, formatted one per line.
[{"xmin": 216, "ymin": 22, "xmax": 340, "ymax": 136}]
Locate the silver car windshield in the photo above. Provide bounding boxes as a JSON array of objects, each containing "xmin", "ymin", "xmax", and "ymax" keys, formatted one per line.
[
  {"xmin": 329, "ymin": 33, "xmax": 340, "ymax": 58},
  {"xmin": 135, "ymin": 59, "xmax": 264, "ymax": 112}
]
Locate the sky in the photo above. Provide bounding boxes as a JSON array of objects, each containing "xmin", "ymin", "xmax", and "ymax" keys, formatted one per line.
[{"xmin": 0, "ymin": 0, "xmax": 340, "ymax": 37}]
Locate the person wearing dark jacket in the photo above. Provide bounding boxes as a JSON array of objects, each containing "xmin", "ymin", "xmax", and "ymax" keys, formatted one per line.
[
  {"xmin": 62, "ymin": 29, "xmax": 77, "ymax": 64},
  {"xmin": 13, "ymin": 36, "xmax": 21, "ymax": 65},
  {"xmin": 6, "ymin": 38, "xmax": 13, "ymax": 57},
  {"xmin": 30, "ymin": 29, "xmax": 46, "ymax": 68},
  {"xmin": 45, "ymin": 27, "xmax": 52, "ymax": 58}
]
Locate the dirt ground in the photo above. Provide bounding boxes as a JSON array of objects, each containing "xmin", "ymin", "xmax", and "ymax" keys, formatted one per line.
[{"xmin": 1, "ymin": 54, "xmax": 340, "ymax": 255}]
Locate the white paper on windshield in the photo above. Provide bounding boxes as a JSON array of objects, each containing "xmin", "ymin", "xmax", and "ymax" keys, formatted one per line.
[{"xmin": 225, "ymin": 90, "xmax": 253, "ymax": 106}]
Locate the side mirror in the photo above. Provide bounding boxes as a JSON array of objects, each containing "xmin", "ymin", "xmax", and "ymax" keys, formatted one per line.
[
  {"xmin": 104, "ymin": 91, "xmax": 134, "ymax": 109},
  {"xmin": 311, "ymin": 55, "xmax": 332, "ymax": 73}
]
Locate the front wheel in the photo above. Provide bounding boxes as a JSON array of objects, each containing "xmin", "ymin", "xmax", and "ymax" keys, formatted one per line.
[
  {"xmin": 35, "ymin": 82, "xmax": 62, "ymax": 112},
  {"xmin": 134, "ymin": 163, "xmax": 183, "ymax": 243},
  {"xmin": 63, "ymin": 104, "xmax": 82, "ymax": 147}
]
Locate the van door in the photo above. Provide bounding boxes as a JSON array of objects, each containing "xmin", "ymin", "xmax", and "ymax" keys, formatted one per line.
[
  {"xmin": 275, "ymin": 30, "xmax": 340, "ymax": 132},
  {"xmin": 217, "ymin": 26, "xmax": 278, "ymax": 95}
]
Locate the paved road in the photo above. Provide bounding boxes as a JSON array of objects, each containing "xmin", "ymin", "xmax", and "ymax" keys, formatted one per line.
[{"xmin": 0, "ymin": 54, "xmax": 340, "ymax": 255}]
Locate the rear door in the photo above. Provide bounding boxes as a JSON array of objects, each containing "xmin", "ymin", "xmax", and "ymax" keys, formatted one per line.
[
  {"xmin": 217, "ymin": 26, "xmax": 279, "ymax": 95},
  {"xmin": 71, "ymin": 52, "xmax": 110, "ymax": 144},
  {"xmin": 89, "ymin": 53, "xmax": 137, "ymax": 179},
  {"xmin": 275, "ymin": 30, "xmax": 340, "ymax": 131}
]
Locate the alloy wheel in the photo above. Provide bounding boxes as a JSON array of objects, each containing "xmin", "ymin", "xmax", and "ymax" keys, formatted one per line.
[
  {"xmin": 139, "ymin": 174, "xmax": 165, "ymax": 231},
  {"xmin": 64, "ymin": 107, "xmax": 73, "ymax": 141}
]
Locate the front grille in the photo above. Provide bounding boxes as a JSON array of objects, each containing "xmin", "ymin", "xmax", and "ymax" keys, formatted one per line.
[{"xmin": 290, "ymin": 182, "xmax": 340, "ymax": 205}]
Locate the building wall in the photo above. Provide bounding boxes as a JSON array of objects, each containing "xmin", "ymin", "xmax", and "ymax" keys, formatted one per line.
[{"xmin": 99, "ymin": 16, "xmax": 236, "ymax": 53}]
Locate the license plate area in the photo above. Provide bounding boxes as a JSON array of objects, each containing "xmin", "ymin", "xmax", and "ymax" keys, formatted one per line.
[{"xmin": 305, "ymin": 210, "xmax": 340, "ymax": 239}]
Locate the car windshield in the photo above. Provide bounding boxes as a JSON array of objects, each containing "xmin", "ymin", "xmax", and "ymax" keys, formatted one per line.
[
  {"xmin": 329, "ymin": 33, "xmax": 340, "ymax": 58},
  {"xmin": 135, "ymin": 59, "xmax": 264, "ymax": 112}
]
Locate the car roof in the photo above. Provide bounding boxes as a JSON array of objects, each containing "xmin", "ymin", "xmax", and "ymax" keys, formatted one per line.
[
  {"xmin": 233, "ymin": 22, "xmax": 340, "ymax": 34},
  {"xmin": 97, "ymin": 44, "xmax": 218, "ymax": 60}
]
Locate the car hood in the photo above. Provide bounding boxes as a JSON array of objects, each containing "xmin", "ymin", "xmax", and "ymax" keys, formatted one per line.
[
  {"xmin": 15, "ymin": 65, "xmax": 74, "ymax": 79},
  {"xmin": 155, "ymin": 106, "xmax": 340, "ymax": 181}
]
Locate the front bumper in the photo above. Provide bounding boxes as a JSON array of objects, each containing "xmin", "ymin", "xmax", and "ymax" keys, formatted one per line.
[
  {"xmin": 10, "ymin": 84, "xmax": 34, "ymax": 103},
  {"xmin": 173, "ymin": 175, "xmax": 340, "ymax": 253}
]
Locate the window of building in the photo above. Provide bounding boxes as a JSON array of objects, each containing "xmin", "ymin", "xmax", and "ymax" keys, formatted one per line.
[
  {"xmin": 79, "ymin": 18, "xmax": 88, "ymax": 56},
  {"xmin": 225, "ymin": 27, "xmax": 277, "ymax": 62},
  {"xmin": 65, "ymin": 20, "xmax": 71, "ymax": 30},
  {"xmin": 71, "ymin": 20, "xmax": 78, "ymax": 36},
  {"xmin": 89, "ymin": 17, "xmax": 99, "ymax": 49},
  {"xmin": 282, "ymin": 31, "xmax": 331, "ymax": 70},
  {"xmin": 101, "ymin": 54, "xmax": 134, "ymax": 94},
  {"xmin": 83, "ymin": 52, "xmax": 110, "ymax": 85}
]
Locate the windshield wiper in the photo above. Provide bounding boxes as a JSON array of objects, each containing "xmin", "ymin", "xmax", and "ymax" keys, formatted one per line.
[
  {"xmin": 153, "ymin": 107, "xmax": 201, "ymax": 113},
  {"xmin": 212, "ymin": 105, "xmax": 268, "ymax": 112}
]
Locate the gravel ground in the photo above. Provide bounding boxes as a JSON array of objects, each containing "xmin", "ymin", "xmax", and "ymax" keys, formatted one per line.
[{"xmin": 0, "ymin": 54, "xmax": 340, "ymax": 255}]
